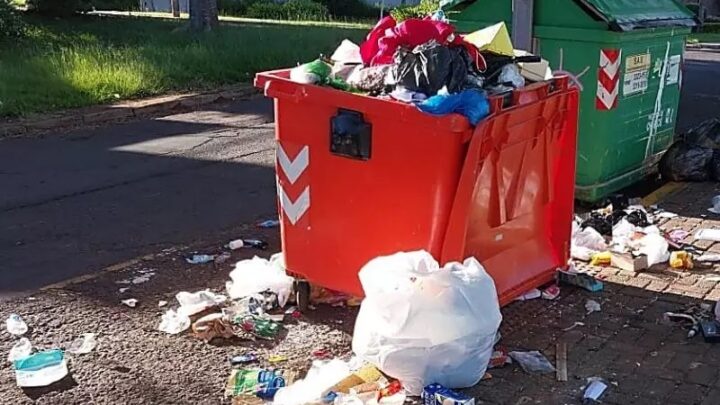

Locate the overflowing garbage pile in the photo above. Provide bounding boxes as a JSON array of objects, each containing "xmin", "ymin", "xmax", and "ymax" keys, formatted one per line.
[
  {"xmin": 570, "ymin": 195, "xmax": 706, "ymax": 272},
  {"xmin": 660, "ymin": 118, "xmax": 720, "ymax": 182},
  {"xmin": 213, "ymin": 250, "xmax": 503, "ymax": 404},
  {"xmin": 158, "ymin": 254, "xmax": 295, "ymax": 339},
  {"xmin": 290, "ymin": 17, "xmax": 552, "ymax": 125}
]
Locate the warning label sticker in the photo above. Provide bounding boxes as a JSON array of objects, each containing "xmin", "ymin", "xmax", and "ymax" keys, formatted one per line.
[
  {"xmin": 623, "ymin": 70, "xmax": 649, "ymax": 96},
  {"xmin": 626, "ymin": 53, "xmax": 651, "ymax": 72},
  {"xmin": 666, "ymin": 54, "xmax": 681, "ymax": 85}
]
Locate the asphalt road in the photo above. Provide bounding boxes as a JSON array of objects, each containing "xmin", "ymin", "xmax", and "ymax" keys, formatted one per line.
[
  {"xmin": 2, "ymin": 49, "xmax": 719, "ymax": 298},
  {"xmin": 0, "ymin": 99, "xmax": 277, "ymax": 299}
]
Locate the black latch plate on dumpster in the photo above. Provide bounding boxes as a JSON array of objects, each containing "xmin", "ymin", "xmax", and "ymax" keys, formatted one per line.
[{"xmin": 330, "ymin": 109, "xmax": 371, "ymax": 160}]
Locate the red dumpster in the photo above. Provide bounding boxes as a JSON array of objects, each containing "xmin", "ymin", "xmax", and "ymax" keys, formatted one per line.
[{"xmin": 255, "ymin": 70, "xmax": 578, "ymax": 306}]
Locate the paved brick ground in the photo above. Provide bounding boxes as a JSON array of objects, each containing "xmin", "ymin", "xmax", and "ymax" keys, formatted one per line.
[
  {"xmin": 465, "ymin": 182, "xmax": 720, "ymax": 404},
  {"xmin": 4, "ymin": 182, "xmax": 720, "ymax": 404}
]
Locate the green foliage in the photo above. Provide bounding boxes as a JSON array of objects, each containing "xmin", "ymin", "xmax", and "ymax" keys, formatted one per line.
[
  {"xmin": 27, "ymin": 0, "xmax": 93, "ymax": 16},
  {"xmin": 218, "ymin": 0, "xmax": 262, "ymax": 16},
  {"xmin": 92, "ymin": 0, "xmax": 139, "ymax": 10},
  {"xmin": 702, "ymin": 22, "xmax": 720, "ymax": 33},
  {"xmin": 247, "ymin": 0, "xmax": 329, "ymax": 21},
  {"xmin": 0, "ymin": 0, "xmax": 26, "ymax": 42},
  {"xmin": 0, "ymin": 15, "xmax": 365, "ymax": 116},
  {"xmin": 317, "ymin": 0, "xmax": 378, "ymax": 19},
  {"xmin": 390, "ymin": 0, "xmax": 439, "ymax": 22}
]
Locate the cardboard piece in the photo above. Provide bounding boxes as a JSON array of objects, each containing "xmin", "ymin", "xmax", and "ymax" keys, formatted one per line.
[
  {"xmin": 611, "ymin": 252, "xmax": 649, "ymax": 272},
  {"xmin": 463, "ymin": 22, "xmax": 514, "ymax": 56}
]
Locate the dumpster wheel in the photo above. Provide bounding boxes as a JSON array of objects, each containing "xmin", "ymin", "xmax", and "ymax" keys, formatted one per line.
[{"xmin": 294, "ymin": 280, "xmax": 310, "ymax": 311}]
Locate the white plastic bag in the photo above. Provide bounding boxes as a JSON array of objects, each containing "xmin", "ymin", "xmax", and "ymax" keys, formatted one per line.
[
  {"xmin": 176, "ymin": 290, "xmax": 227, "ymax": 317},
  {"xmin": 571, "ymin": 222, "xmax": 607, "ymax": 260},
  {"xmin": 352, "ymin": 251, "xmax": 502, "ymax": 395},
  {"xmin": 226, "ymin": 254, "xmax": 294, "ymax": 307},
  {"xmin": 273, "ymin": 359, "xmax": 351, "ymax": 405}
]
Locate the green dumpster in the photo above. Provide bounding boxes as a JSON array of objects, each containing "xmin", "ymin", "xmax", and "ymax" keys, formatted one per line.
[{"xmin": 444, "ymin": 0, "xmax": 697, "ymax": 202}]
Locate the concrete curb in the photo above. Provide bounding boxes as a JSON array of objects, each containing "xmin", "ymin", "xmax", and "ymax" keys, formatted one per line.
[
  {"xmin": 0, "ymin": 84, "xmax": 258, "ymax": 140},
  {"xmin": 687, "ymin": 42, "xmax": 720, "ymax": 50}
]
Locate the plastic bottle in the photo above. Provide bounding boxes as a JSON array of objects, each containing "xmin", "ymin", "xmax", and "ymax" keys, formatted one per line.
[
  {"xmin": 6, "ymin": 314, "xmax": 28, "ymax": 335},
  {"xmin": 8, "ymin": 338, "xmax": 32, "ymax": 363},
  {"xmin": 67, "ymin": 333, "xmax": 97, "ymax": 355},
  {"xmin": 228, "ymin": 239, "xmax": 269, "ymax": 250}
]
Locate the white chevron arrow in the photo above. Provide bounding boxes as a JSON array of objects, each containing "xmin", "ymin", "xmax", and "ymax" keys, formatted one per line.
[
  {"xmin": 277, "ymin": 144, "xmax": 309, "ymax": 185},
  {"xmin": 278, "ymin": 185, "xmax": 310, "ymax": 225},
  {"xmin": 600, "ymin": 50, "xmax": 622, "ymax": 78},
  {"xmin": 596, "ymin": 83, "xmax": 618, "ymax": 110}
]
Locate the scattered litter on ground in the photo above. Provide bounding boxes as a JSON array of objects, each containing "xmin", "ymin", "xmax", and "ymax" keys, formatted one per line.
[
  {"xmin": 695, "ymin": 228, "xmax": 720, "ymax": 242},
  {"xmin": 176, "ymin": 290, "xmax": 227, "ymax": 317},
  {"xmin": 158, "ymin": 309, "xmax": 191, "ymax": 335},
  {"xmin": 225, "ymin": 368, "xmax": 290, "ymax": 400},
  {"xmin": 488, "ymin": 347, "xmax": 511, "ymax": 369},
  {"xmin": 192, "ymin": 313, "xmax": 235, "ymax": 342},
  {"xmin": 508, "ymin": 351, "xmax": 555, "ymax": 374},
  {"xmin": 158, "ymin": 300, "xmax": 168, "ymax": 307},
  {"xmin": 558, "ymin": 270, "xmax": 603, "ymax": 292},
  {"xmin": 709, "ymin": 195, "xmax": 720, "ymax": 214},
  {"xmin": 13, "ymin": 349, "xmax": 68, "ymax": 387},
  {"xmin": 273, "ymin": 358, "xmax": 351, "ymax": 405},
  {"xmin": 214, "ymin": 252, "xmax": 232, "ymax": 264},
  {"xmin": 311, "ymin": 286, "xmax": 361, "ymax": 307},
  {"xmin": 668, "ymin": 229, "xmax": 690, "ymax": 243},
  {"xmin": 226, "ymin": 255, "xmax": 293, "ymax": 307},
  {"xmin": 229, "ymin": 353, "xmax": 257, "ymax": 366},
  {"xmin": 118, "ymin": 287, "xmax": 130, "ymax": 293},
  {"xmin": 582, "ymin": 377, "xmax": 609, "ymax": 403},
  {"xmin": 700, "ymin": 320, "xmax": 720, "ymax": 342},
  {"xmin": 185, "ymin": 254, "xmax": 215, "ymax": 264},
  {"xmin": 585, "ymin": 299, "xmax": 602, "ymax": 314},
  {"xmin": 121, "ymin": 299, "xmax": 138, "ymax": 308},
  {"xmin": 541, "ymin": 284, "xmax": 561, "ymax": 300},
  {"xmin": 515, "ymin": 288, "xmax": 541, "ymax": 301},
  {"xmin": 131, "ymin": 273, "xmax": 154, "ymax": 284},
  {"xmin": 228, "ymin": 238, "xmax": 269, "ymax": 250},
  {"xmin": 6, "ymin": 314, "xmax": 28, "ymax": 336},
  {"xmin": 353, "ymin": 251, "xmax": 501, "ymax": 395},
  {"xmin": 669, "ymin": 251, "xmax": 694, "ymax": 270},
  {"xmin": 563, "ymin": 322, "xmax": 585, "ymax": 331},
  {"xmin": 257, "ymin": 219, "xmax": 280, "ymax": 228},
  {"xmin": 7, "ymin": 338, "xmax": 32, "ymax": 363},
  {"xmin": 696, "ymin": 253, "xmax": 720, "ymax": 262},
  {"xmin": 67, "ymin": 333, "xmax": 97, "ymax": 355}
]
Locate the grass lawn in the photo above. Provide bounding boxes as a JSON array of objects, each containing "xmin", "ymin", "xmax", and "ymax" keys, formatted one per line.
[
  {"xmin": 688, "ymin": 32, "xmax": 720, "ymax": 43},
  {"xmin": 0, "ymin": 15, "xmax": 366, "ymax": 117}
]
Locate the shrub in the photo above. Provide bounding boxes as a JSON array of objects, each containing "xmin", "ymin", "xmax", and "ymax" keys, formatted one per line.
[
  {"xmin": 92, "ymin": 0, "xmax": 139, "ymax": 10},
  {"xmin": 0, "ymin": 0, "xmax": 25, "ymax": 42},
  {"xmin": 317, "ymin": 0, "xmax": 378, "ymax": 19},
  {"xmin": 218, "ymin": 0, "xmax": 260, "ymax": 16},
  {"xmin": 247, "ymin": 0, "xmax": 329, "ymax": 21},
  {"xmin": 27, "ymin": 0, "xmax": 93, "ymax": 16},
  {"xmin": 390, "ymin": 0, "xmax": 439, "ymax": 22}
]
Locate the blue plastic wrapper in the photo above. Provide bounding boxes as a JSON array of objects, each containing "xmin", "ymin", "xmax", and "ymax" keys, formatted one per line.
[
  {"xmin": 422, "ymin": 383, "xmax": 475, "ymax": 405},
  {"xmin": 417, "ymin": 89, "xmax": 490, "ymax": 126}
]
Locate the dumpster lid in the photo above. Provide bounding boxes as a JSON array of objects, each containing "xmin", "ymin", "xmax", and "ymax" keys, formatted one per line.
[
  {"xmin": 574, "ymin": 0, "xmax": 696, "ymax": 31},
  {"xmin": 442, "ymin": 0, "xmax": 697, "ymax": 31}
]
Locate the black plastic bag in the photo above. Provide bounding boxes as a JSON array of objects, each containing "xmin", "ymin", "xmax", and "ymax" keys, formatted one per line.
[
  {"xmin": 659, "ymin": 140, "xmax": 713, "ymax": 181},
  {"xmin": 711, "ymin": 150, "xmax": 720, "ymax": 181},
  {"xmin": 684, "ymin": 118, "xmax": 720, "ymax": 149},
  {"xmin": 391, "ymin": 40, "xmax": 468, "ymax": 95}
]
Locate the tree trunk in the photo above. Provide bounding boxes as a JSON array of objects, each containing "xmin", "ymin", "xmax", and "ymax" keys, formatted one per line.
[
  {"xmin": 189, "ymin": 0, "xmax": 218, "ymax": 32},
  {"xmin": 171, "ymin": 0, "xmax": 180, "ymax": 17}
]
